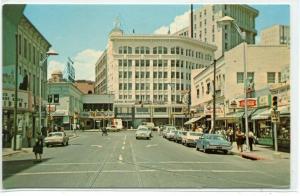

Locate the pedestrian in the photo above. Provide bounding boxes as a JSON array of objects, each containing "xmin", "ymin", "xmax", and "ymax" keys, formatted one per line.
[
  {"xmin": 32, "ymin": 132, "xmax": 44, "ymax": 162},
  {"xmin": 77, "ymin": 124, "xmax": 80, "ymax": 131},
  {"xmin": 248, "ymin": 130, "xmax": 255, "ymax": 151},
  {"xmin": 41, "ymin": 126, "xmax": 47, "ymax": 137},
  {"xmin": 226, "ymin": 127, "xmax": 234, "ymax": 145},
  {"xmin": 26, "ymin": 126, "xmax": 33, "ymax": 147},
  {"xmin": 235, "ymin": 127, "xmax": 245, "ymax": 152},
  {"xmin": 2, "ymin": 125, "xmax": 9, "ymax": 148}
]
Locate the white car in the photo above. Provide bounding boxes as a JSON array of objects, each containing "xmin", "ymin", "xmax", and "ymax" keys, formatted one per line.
[
  {"xmin": 135, "ymin": 126, "xmax": 152, "ymax": 140},
  {"xmin": 44, "ymin": 132, "xmax": 69, "ymax": 147},
  {"xmin": 181, "ymin": 131, "xmax": 203, "ymax": 147}
]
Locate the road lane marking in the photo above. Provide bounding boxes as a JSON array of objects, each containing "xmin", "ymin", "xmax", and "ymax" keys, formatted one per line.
[
  {"xmin": 118, "ymin": 154, "xmax": 123, "ymax": 161},
  {"xmin": 129, "ymin": 141, "xmax": 143, "ymax": 187},
  {"xmin": 6, "ymin": 169, "xmax": 261, "ymax": 176},
  {"xmin": 145, "ymin": 144, "xmax": 158, "ymax": 148},
  {"xmin": 91, "ymin": 145, "xmax": 102, "ymax": 148},
  {"xmin": 122, "ymin": 146, "xmax": 125, "ymax": 150}
]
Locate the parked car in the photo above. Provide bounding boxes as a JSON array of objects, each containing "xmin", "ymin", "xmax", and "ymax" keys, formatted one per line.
[
  {"xmin": 174, "ymin": 131, "xmax": 187, "ymax": 143},
  {"xmin": 135, "ymin": 125, "xmax": 152, "ymax": 140},
  {"xmin": 44, "ymin": 132, "xmax": 69, "ymax": 147},
  {"xmin": 162, "ymin": 126, "xmax": 176, "ymax": 138},
  {"xmin": 196, "ymin": 134, "xmax": 232, "ymax": 154},
  {"xmin": 165, "ymin": 130, "xmax": 178, "ymax": 141},
  {"xmin": 181, "ymin": 131, "xmax": 203, "ymax": 147},
  {"xmin": 142, "ymin": 122, "xmax": 155, "ymax": 132}
]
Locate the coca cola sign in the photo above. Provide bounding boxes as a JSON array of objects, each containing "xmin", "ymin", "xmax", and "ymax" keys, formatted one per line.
[{"xmin": 229, "ymin": 98, "xmax": 257, "ymax": 108}]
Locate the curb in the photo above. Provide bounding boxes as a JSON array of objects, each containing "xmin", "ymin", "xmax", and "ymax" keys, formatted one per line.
[{"xmin": 231, "ymin": 151, "xmax": 268, "ymax": 160}]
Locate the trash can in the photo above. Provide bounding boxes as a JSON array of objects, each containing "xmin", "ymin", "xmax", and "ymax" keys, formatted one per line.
[{"xmin": 11, "ymin": 134, "xmax": 22, "ymax": 150}]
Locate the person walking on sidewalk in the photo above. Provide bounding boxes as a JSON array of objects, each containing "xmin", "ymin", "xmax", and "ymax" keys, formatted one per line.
[
  {"xmin": 226, "ymin": 127, "xmax": 234, "ymax": 145},
  {"xmin": 32, "ymin": 132, "xmax": 44, "ymax": 162},
  {"xmin": 235, "ymin": 127, "xmax": 245, "ymax": 152},
  {"xmin": 248, "ymin": 130, "xmax": 255, "ymax": 151}
]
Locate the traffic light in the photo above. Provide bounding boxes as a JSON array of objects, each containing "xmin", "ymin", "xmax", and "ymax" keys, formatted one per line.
[
  {"xmin": 272, "ymin": 96, "xmax": 278, "ymax": 110},
  {"xmin": 53, "ymin": 94, "xmax": 59, "ymax": 103},
  {"xmin": 48, "ymin": 95, "xmax": 53, "ymax": 103}
]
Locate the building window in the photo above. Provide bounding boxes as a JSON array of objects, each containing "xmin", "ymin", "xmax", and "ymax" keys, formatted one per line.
[
  {"xmin": 237, "ymin": 72, "xmax": 244, "ymax": 83},
  {"xmin": 135, "ymin": 60, "xmax": 139, "ymax": 67},
  {"xmin": 128, "ymin": 47, "xmax": 132, "ymax": 54},
  {"xmin": 158, "ymin": 60, "xmax": 162, "ymax": 67},
  {"xmin": 278, "ymin": 72, "xmax": 282, "ymax": 83},
  {"xmin": 171, "ymin": 47, "xmax": 175, "ymax": 54},
  {"xmin": 124, "ymin": 83, "xmax": 127, "ymax": 90},
  {"xmin": 158, "ymin": 72, "xmax": 162, "ymax": 78},
  {"xmin": 153, "ymin": 47, "xmax": 157, "ymax": 54},
  {"xmin": 145, "ymin": 47, "xmax": 150, "ymax": 54},
  {"xmin": 197, "ymin": 89, "xmax": 200, "ymax": 98},
  {"xmin": 128, "ymin": 71, "xmax": 132, "ymax": 78},
  {"xmin": 119, "ymin": 72, "xmax": 122, "ymax": 78},
  {"xmin": 140, "ymin": 60, "xmax": 144, "ymax": 67},
  {"xmin": 163, "ymin": 47, "xmax": 168, "ymax": 54},
  {"xmin": 171, "ymin": 60, "xmax": 175, "ymax": 67},
  {"xmin": 146, "ymin": 72, "xmax": 150, "ymax": 78},
  {"xmin": 24, "ymin": 38, "xmax": 27, "ymax": 58},
  {"xmin": 153, "ymin": 60, "xmax": 157, "ymax": 67},
  {"xmin": 159, "ymin": 83, "xmax": 162, "ymax": 90},
  {"xmin": 164, "ymin": 83, "xmax": 168, "ymax": 90},
  {"xmin": 140, "ymin": 72, "xmax": 145, "ymax": 78},
  {"xmin": 154, "ymin": 83, "xmax": 157, "ymax": 90},
  {"xmin": 135, "ymin": 47, "xmax": 139, "ymax": 54},
  {"xmin": 154, "ymin": 72, "xmax": 157, "ymax": 78},
  {"xmin": 164, "ymin": 72, "xmax": 168, "ymax": 78},
  {"xmin": 171, "ymin": 72, "xmax": 175, "ymax": 78},
  {"xmin": 141, "ymin": 83, "xmax": 145, "ymax": 90},
  {"xmin": 119, "ymin": 46, "xmax": 123, "ymax": 54},
  {"xmin": 140, "ymin": 47, "xmax": 145, "ymax": 54},
  {"xmin": 163, "ymin": 60, "xmax": 168, "ymax": 67},
  {"xmin": 135, "ymin": 72, "xmax": 139, "ymax": 78},
  {"xmin": 123, "ymin": 46, "xmax": 127, "ymax": 54},
  {"xmin": 128, "ymin": 83, "xmax": 132, "ymax": 90},
  {"xmin": 136, "ymin": 83, "xmax": 140, "ymax": 90},
  {"xmin": 212, "ymin": 34, "xmax": 215, "ymax": 42},
  {"xmin": 118, "ymin": 60, "xmax": 122, "ymax": 67},
  {"xmin": 119, "ymin": 83, "xmax": 123, "ymax": 90},
  {"xmin": 267, "ymin": 72, "xmax": 276, "ymax": 83},
  {"xmin": 146, "ymin": 60, "xmax": 150, "ymax": 67},
  {"xmin": 128, "ymin": 60, "xmax": 132, "ymax": 67},
  {"xmin": 247, "ymin": 72, "xmax": 254, "ymax": 82},
  {"xmin": 225, "ymin": 42, "xmax": 228, "ymax": 50},
  {"xmin": 123, "ymin": 72, "xmax": 127, "ymax": 78}
]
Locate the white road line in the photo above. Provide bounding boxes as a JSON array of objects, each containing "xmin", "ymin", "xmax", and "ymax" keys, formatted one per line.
[
  {"xmin": 122, "ymin": 146, "xmax": 125, "ymax": 150},
  {"xmin": 91, "ymin": 145, "xmax": 102, "ymax": 148},
  {"xmin": 7, "ymin": 169, "xmax": 260, "ymax": 176},
  {"xmin": 118, "ymin": 154, "xmax": 123, "ymax": 161}
]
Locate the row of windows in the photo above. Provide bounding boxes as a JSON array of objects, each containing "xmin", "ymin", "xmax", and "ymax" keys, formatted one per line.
[
  {"xmin": 237, "ymin": 72, "xmax": 282, "ymax": 84},
  {"xmin": 18, "ymin": 34, "xmax": 44, "ymax": 66},
  {"xmin": 119, "ymin": 71, "xmax": 191, "ymax": 80},
  {"xmin": 119, "ymin": 95, "xmax": 183, "ymax": 103},
  {"xmin": 118, "ymin": 59, "xmax": 205, "ymax": 69},
  {"xmin": 119, "ymin": 83, "xmax": 188, "ymax": 91},
  {"xmin": 118, "ymin": 46, "xmax": 213, "ymax": 60}
]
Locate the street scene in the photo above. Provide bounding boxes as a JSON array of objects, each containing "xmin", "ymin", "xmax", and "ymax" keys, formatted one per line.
[{"xmin": 2, "ymin": 2, "xmax": 294, "ymax": 190}]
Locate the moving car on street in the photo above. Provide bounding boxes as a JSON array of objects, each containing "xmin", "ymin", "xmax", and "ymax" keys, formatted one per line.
[
  {"xmin": 44, "ymin": 132, "xmax": 69, "ymax": 147},
  {"xmin": 135, "ymin": 125, "xmax": 152, "ymax": 140},
  {"xmin": 196, "ymin": 134, "xmax": 232, "ymax": 154},
  {"xmin": 165, "ymin": 130, "xmax": 178, "ymax": 141},
  {"xmin": 181, "ymin": 131, "xmax": 203, "ymax": 147},
  {"xmin": 162, "ymin": 126, "xmax": 176, "ymax": 138}
]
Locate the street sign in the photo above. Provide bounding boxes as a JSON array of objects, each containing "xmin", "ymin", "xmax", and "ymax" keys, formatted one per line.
[{"xmin": 271, "ymin": 110, "xmax": 280, "ymax": 123}]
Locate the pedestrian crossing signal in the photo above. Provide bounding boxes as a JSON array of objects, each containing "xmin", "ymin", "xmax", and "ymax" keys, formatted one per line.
[{"xmin": 54, "ymin": 94, "xmax": 59, "ymax": 103}]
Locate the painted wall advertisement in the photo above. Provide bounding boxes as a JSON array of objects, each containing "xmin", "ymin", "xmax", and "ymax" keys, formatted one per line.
[
  {"xmin": 229, "ymin": 98, "xmax": 257, "ymax": 109},
  {"xmin": 2, "ymin": 89, "xmax": 29, "ymax": 110}
]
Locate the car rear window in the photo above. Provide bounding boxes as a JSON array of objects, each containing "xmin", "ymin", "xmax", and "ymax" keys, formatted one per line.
[
  {"xmin": 190, "ymin": 132, "xmax": 202, "ymax": 136},
  {"xmin": 49, "ymin": 132, "xmax": 63, "ymax": 137}
]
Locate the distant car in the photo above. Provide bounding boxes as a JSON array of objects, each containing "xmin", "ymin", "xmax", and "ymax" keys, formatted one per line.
[
  {"xmin": 142, "ymin": 122, "xmax": 155, "ymax": 131},
  {"xmin": 44, "ymin": 132, "xmax": 69, "ymax": 147},
  {"xmin": 162, "ymin": 126, "xmax": 176, "ymax": 138},
  {"xmin": 165, "ymin": 130, "xmax": 178, "ymax": 141},
  {"xmin": 135, "ymin": 126, "xmax": 152, "ymax": 140},
  {"xmin": 174, "ymin": 131, "xmax": 187, "ymax": 143},
  {"xmin": 181, "ymin": 131, "xmax": 203, "ymax": 147},
  {"xmin": 196, "ymin": 134, "xmax": 232, "ymax": 154}
]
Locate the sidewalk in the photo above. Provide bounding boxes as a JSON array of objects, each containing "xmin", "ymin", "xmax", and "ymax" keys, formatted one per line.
[
  {"xmin": 2, "ymin": 131, "xmax": 78, "ymax": 157},
  {"xmin": 230, "ymin": 143, "xmax": 290, "ymax": 160}
]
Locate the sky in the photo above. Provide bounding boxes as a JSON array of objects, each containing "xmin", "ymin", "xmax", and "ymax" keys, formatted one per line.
[{"xmin": 23, "ymin": 4, "xmax": 290, "ymax": 81}]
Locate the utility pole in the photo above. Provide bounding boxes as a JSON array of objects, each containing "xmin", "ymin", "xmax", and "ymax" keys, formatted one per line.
[
  {"xmin": 212, "ymin": 59, "xmax": 216, "ymax": 133},
  {"xmin": 13, "ymin": 33, "xmax": 18, "ymax": 150}
]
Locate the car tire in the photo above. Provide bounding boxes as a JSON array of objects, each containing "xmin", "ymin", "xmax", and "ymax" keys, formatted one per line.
[
  {"xmin": 62, "ymin": 142, "xmax": 65, "ymax": 146},
  {"xmin": 223, "ymin": 150, "xmax": 228, "ymax": 154},
  {"xmin": 136, "ymin": 137, "xmax": 138, "ymax": 140},
  {"xmin": 66, "ymin": 141, "xmax": 69, "ymax": 146},
  {"xmin": 147, "ymin": 137, "xmax": 150, "ymax": 140},
  {"xmin": 196, "ymin": 146, "xmax": 199, "ymax": 151}
]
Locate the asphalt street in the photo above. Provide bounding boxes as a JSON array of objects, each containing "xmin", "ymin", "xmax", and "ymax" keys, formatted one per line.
[{"xmin": 2, "ymin": 130, "xmax": 290, "ymax": 189}]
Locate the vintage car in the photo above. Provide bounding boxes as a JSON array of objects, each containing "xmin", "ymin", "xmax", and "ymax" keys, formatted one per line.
[
  {"xmin": 196, "ymin": 134, "xmax": 232, "ymax": 154},
  {"xmin": 135, "ymin": 125, "xmax": 152, "ymax": 140},
  {"xmin": 44, "ymin": 132, "xmax": 69, "ymax": 147}
]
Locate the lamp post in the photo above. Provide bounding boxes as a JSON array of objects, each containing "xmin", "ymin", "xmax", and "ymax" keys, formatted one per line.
[
  {"xmin": 217, "ymin": 16, "xmax": 250, "ymax": 152},
  {"xmin": 39, "ymin": 49, "xmax": 58, "ymax": 134},
  {"xmin": 168, "ymin": 83, "xmax": 175, "ymax": 125}
]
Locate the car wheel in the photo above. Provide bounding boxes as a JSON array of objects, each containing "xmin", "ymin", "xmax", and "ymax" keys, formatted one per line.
[
  {"xmin": 66, "ymin": 141, "xmax": 69, "ymax": 146},
  {"xmin": 223, "ymin": 150, "xmax": 228, "ymax": 154},
  {"xmin": 147, "ymin": 137, "xmax": 150, "ymax": 140},
  {"xmin": 196, "ymin": 146, "xmax": 199, "ymax": 151},
  {"xmin": 136, "ymin": 137, "xmax": 138, "ymax": 140},
  {"xmin": 62, "ymin": 142, "xmax": 65, "ymax": 146}
]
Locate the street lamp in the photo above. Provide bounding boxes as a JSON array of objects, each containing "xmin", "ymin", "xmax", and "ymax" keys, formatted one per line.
[
  {"xmin": 217, "ymin": 16, "xmax": 250, "ymax": 152},
  {"xmin": 39, "ymin": 49, "xmax": 58, "ymax": 134},
  {"xmin": 168, "ymin": 83, "xmax": 175, "ymax": 125}
]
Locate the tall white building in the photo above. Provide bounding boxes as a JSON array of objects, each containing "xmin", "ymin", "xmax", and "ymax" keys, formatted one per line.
[
  {"xmin": 174, "ymin": 4, "xmax": 259, "ymax": 58},
  {"xmin": 95, "ymin": 25, "xmax": 216, "ymax": 126}
]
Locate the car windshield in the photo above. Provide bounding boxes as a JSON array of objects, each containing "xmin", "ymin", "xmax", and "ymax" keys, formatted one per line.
[
  {"xmin": 190, "ymin": 132, "xmax": 202, "ymax": 136},
  {"xmin": 49, "ymin": 132, "xmax": 63, "ymax": 137},
  {"xmin": 207, "ymin": 135, "xmax": 227, "ymax": 141},
  {"xmin": 138, "ymin": 128, "xmax": 148, "ymax": 132}
]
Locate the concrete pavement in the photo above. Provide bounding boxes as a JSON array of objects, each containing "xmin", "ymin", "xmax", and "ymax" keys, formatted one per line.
[
  {"xmin": 230, "ymin": 143, "xmax": 290, "ymax": 160},
  {"xmin": 2, "ymin": 130, "xmax": 79, "ymax": 157}
]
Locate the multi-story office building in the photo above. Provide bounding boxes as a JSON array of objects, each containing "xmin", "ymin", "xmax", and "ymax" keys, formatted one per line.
[
  {"xmin": 259, "ymin": 25, "xmax": 290, "ymax": 45},
  {"xmin": 3, "ymin": 6, "xmax": 51, "ymax": 147},
  {"xmin": 174, "ymin": 4, "xmax": 259, "ymax": 58},
  {"xmin": 191, "ymin": 43, "xmax": 290, "ymax": 137},
  {"xmin": 95, "ymin": 25, "xmax": 216, "ymax": 127}
]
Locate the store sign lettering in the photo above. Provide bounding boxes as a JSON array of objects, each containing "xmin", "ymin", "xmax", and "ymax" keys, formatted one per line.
[{"xmin": 2, "ymin": 90, "xmax": 29, "ymax": 110}]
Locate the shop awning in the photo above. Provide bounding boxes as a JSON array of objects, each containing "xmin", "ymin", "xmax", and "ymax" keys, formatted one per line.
[
  {"xmin": 225, "ymin": 111, "xmax": 244, "ymax": 119},
  {"xmin": 184, "ymin": 116, "xmax": 205, "ymax": 125},
  {"xmin": 251, "ymin": 108, "xmax": 270, "ymax": 120}
]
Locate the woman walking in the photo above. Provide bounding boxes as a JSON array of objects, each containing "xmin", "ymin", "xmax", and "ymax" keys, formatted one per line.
[
  {"xmin": 235, "ymin": 127, "xmax": 245, "ymax": 152},
  {"xmin": 33, "ymin": 132, "xmax": 44, "ymax": 162}
]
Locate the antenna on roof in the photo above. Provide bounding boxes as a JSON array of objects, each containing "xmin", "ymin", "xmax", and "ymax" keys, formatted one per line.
[{"xmin": 133, "ymin": 29, "xmax": 135, "ymax": 34}]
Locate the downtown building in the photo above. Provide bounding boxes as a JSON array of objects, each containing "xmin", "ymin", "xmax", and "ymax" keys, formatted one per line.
[
  {"xmin": 259, "ymin": 24, "xmax": 290, "ymax": 45},
  {"xmin": 174, "ymin": 4, "xmax": 259, "ymax": 58},
  {"xmin": 191, "ymin": 43, "xmax": 290, "ymax": 150},
  {"xmin": 95, "ymin": 25, "xmax": 217, "ymax": 127},
  {"xmin": 3, "ymin": 5, "xmax": 52, "ymax": 147}
]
